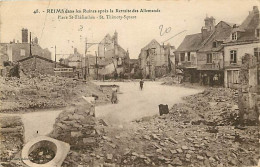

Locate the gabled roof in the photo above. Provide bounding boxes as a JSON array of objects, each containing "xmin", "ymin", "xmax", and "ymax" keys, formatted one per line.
[
  {"xmin": 141, "ymin": 39, "xmax": 161, "ymax": 51},
  {"xmin": 239, "ymin": 7, "xmax": 259, "ymax": 30},
  {"xmin": 199, "ymin": 21, "xmax": 234, "ymax": 52},
  {"xmin": 224, "ymin": 6, "xmax": 260, "ymax": 45},
  {"xmin": 176, "ymin": 33, "xmax": 203, "ymax": 52}
]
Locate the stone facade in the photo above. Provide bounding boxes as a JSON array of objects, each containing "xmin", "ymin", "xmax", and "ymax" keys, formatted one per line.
[
  {"xmin": 238, "ymin": 54, "xmax": 259, "ymax": 124},
  {"xmin": 97, "ymin": 31, "xmax": 130, "ymax": 77},
  {"xmin": 0, "ymin": 42, "xmax": 51, "ymax": 63},
  {"xmin": 224, "ymin": 42, "xmax": 260, "ymax": 89},
  {"xmin": 139, "ymin": 39, "xmax": 175, "ymax": 79}
]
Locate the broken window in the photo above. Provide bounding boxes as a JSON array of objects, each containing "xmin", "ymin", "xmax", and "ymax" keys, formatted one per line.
[
  {"xmin": 207, "ymin": 53, "xmax": 212, "ymax": 63},
  {"xmin": 254, "ymin": 48, "xmax": 260, "ymax": 62},
  {"xmin": 230, "ymin": 50, "xmax": 237, "ymax": 64}
]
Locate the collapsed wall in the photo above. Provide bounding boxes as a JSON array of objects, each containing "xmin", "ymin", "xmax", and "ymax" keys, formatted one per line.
[
  {"xmin": 49, "ymin": 103, "xmax": 101, "ymax": 151},
  {"xmin": 238, "ymin": 53, "xmax": 259, "ymax": 125}
]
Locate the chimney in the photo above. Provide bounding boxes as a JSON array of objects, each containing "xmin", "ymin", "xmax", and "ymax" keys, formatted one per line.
[
  {"xmin": 253, "ymin": 6, "xmax": 259, "ymax": 14},
  {"xmin": 22, "ymin": 28, "xmax": 28, "ymax": 43},
  {"xmin": 34, "ymin": 37, "xmax": 38, "ymax": 44},
  {"xmin": 204, "ymin": 16, "xmax": 215, "ymax": 31},
  {"xmin": 201, "ymin": 27, "xmax": 209, "ymax": 40},
  {"xmin": 74, "ymin": 48, "xmax": 77, "ymax": 54},
  {"xmin": 114, "ymin": 30, "xmax": 118, "ymax": 45}
]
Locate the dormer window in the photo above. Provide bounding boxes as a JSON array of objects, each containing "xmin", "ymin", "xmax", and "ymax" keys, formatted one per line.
[
  {"xmin": 212, "ymin": 41, "xmax": 217, "ymax": 48},
  {"xmin": 231, "ymin": 32, "xmax": 237, "ymax": 40}
]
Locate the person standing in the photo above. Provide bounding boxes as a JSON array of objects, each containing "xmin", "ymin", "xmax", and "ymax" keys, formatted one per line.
[
  {"xmin": 140, "ymin": 79, "xmax": 144, "ymax": 90},
  {"xmin": 111, "ymin": 85, "xmax": 118, "ymax": 104}
]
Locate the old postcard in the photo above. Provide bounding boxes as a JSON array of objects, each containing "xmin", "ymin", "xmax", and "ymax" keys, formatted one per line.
[{"xmin": 0, "ymin": 0, "xmax": 259, "ymax": 166}]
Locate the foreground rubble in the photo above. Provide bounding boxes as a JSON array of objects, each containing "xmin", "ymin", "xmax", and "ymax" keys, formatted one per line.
[
  {"xmin": 0, "ymin": 75, "xmax": 110, "ymax": 113},
  {"xmin": 55, "ymin": 87, "xmax": 259, "ymax": 167},
  {"xmin": 0, "ymin": 116, "xmax": 24, "ymax": 166}
]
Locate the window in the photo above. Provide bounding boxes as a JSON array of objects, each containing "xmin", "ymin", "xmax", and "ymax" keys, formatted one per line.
[
  {"xmin": 254, "ymin": 48, "xmax": 260, "ymax": 62},
  {"xmin": 187, "ymin": 52, "xmax": 191, "ymax": 62},
  {"xmin": 207, "ymin": 53, "xmax": 213, "ymax": 63},
  {"xmin": 256, "ymin": 29, "xmax": 260, "ymax": 38},
  {"xmin": 231, "ymin": 32, "xmax": 237, "ymax": 40},
  {"xmin": 230, "ymin": 50, "xmax": 237, "ymax": 64},
  {"xmin": 20, "ymin": 49, "xmax": 26, "ymax": 56},
  {"xmin": 213, "ymin": 41, "xmax": 217, "ymax": 48},
  {"xmin": 180, "ymin": 53, "xmax": 185, "ymax": 62}
]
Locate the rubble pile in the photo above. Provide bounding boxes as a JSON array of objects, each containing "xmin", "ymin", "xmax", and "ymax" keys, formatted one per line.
[
  {"xmin": 159, "ymin": 76, "xmax": 178, "ymax": 85},
  {"xmin": 0, "ymin": 75, "xmax": 110, "ymax": 113},
  {"xmin": 0, "ymin": 116, "xmax": 24, "ymax": 165},
  {"xmin": 58, "ymin": 116, "xmax": 259, "ymax": 166},
  {"xmin": 56, "ymin": 87, "xmax": 258, "ymax": 167},
  {"xmin": 49, "ymin": 103, "xmax": 106, "ymax": 166},
  {"xmin": 28, "ymin": 146, "xmax": 55, "ymax": 164},
  {"xmin": 170, "ymin": 88, "xmax": 240, "ymax": 126}
]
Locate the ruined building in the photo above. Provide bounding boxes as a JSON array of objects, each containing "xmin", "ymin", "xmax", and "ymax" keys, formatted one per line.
[{"xmin": 139, "ymin": 39, "xmax": 175, "ymax": 79}]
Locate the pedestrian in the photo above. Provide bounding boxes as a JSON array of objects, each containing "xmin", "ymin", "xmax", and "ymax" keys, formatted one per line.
[
  {"xmin": 140, "ymin": 79, "xmax": 144, "ymax": 90},
  {"xmin": 111, "ymin": 85, "xmax": 118, "ymax": 104}
]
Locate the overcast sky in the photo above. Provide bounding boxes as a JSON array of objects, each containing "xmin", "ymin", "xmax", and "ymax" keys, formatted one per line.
[{"xmin": 0, "ymin": 0, "xmax": 259, "ymax": 60}]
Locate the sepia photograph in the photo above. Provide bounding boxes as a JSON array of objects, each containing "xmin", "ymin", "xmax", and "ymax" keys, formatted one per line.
[{"xmin": 0, "ymin": 0, "xmax": 259, "ymax": 166}]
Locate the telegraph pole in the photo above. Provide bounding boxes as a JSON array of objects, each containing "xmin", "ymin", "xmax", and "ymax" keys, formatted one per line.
[
  {"xmin": 30, "ymin": 32, "xmax": 32, "ymax": 56},
  {"xmin": 95, "ymin": 51, "xmax": 98, "ymax": 80},
  {"xmin": 55, "ymin": 45, "xmax": 57, "ymax": 68},
  {"xmin": 85, "ymin": 38, "xmax": 87, "ymax": 80}
]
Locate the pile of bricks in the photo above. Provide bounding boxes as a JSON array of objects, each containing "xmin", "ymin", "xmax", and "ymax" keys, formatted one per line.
[{"xmin": 49, "ymin": 103, "xmax": 100, "ymax": 150}]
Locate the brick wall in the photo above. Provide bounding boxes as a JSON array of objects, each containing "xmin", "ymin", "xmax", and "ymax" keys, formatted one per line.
[{"xmin": 20, "ymin": 56, "xmax": 75, "ymax": 77}]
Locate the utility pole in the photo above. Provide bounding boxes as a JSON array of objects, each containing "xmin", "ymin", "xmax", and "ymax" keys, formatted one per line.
[
  {"xmin": 85, "ymin": 38, "xmax": 87, "ymax": 80},
  {"xmin": 30, "ymin": 32, "xmax": 32, "ymax": 57},
  {"xmin": 95, "ymin": 51, "xmax": 98, "ymax": 80},
  {"xmin": 55, "ymin": 45, "xmax": 57, "ymax": 68}
]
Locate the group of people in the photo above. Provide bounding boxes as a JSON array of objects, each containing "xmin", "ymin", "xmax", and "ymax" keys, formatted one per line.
[{"xmin": 110, "ymin": 79, "xmax": 145, "ymax": 104}]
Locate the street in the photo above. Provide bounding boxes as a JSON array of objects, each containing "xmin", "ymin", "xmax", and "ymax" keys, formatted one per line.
[{"xmin": 95, "ymin": 81, "xmax": 203, "ymax": 125}]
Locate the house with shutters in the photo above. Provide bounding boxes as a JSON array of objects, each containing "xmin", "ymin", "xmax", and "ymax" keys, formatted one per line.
[
  {"xmin": 175, "ymin": 16, "xmax": 215, "ymax": 83},
  {"xmin": 223, "ymin": 6, "xmax": 260, "ymax": 89}
]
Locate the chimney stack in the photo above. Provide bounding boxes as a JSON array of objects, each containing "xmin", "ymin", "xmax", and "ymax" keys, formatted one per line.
[
  {"xmin": 114, "ymin": 30, "xmax": 118, "ymax": 45},
  {"xmin": 253, "ymin": 6, "xmax": 259, "ymax": 14},
  {"xmin": 204, "ymin": 16, "xmax": 215, "ymax": 31},
  {"xmin": 22, "ymin": 28, "xmax": 28, "ymax": 43},
  {"xmin": 34, "ymin": 37, "xmax": 38, "ymax": 44}
]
